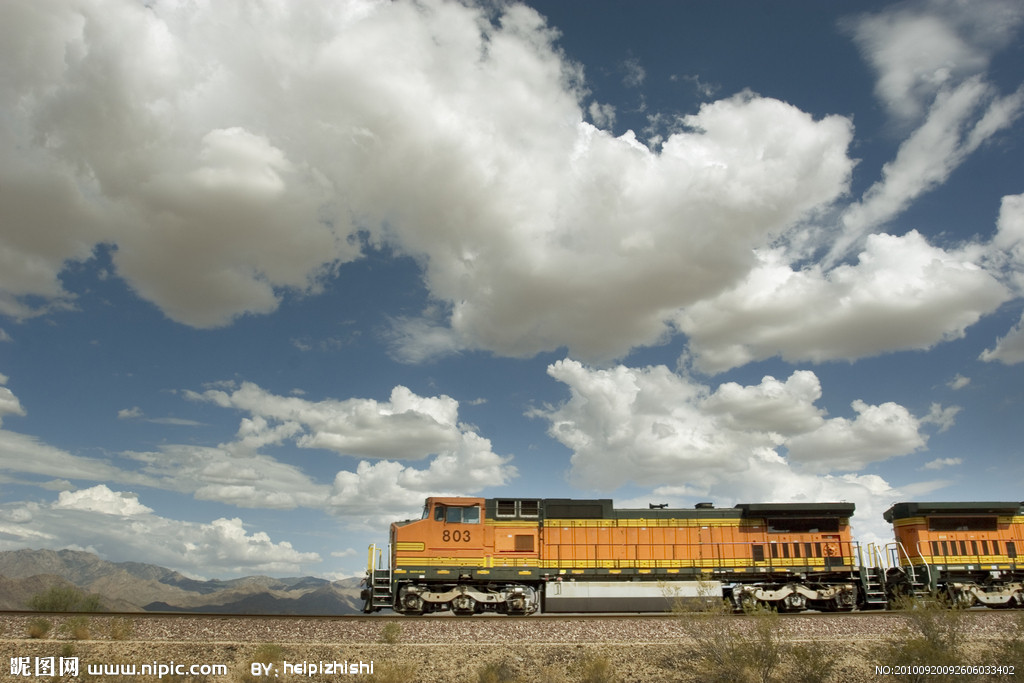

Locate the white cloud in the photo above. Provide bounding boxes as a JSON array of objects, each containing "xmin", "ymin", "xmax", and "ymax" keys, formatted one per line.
[
  {"xmin": 0, "ymin": 429, "xmax": 153, "ymax": 486},
  {"xmin": 0, "ymin": 0, "xmax": 855, "ymax": 363},
  {"xmin": 831, "ymin": 78, "xmax": 1024, "ymax": 261},
  {"xmin": 785, "ymin": 400, "xmax": 927, "ymax": 472},
  {"xmin": 188, "ymin": 382, "xmax": 481, "ymax": 461},
  {"xmin": 846, "ymin": 0, "xmax": 1023, "ymax": 123},
  {"xmin": 0, "ymin": 374, "xmax": 26, "ymax": 427},
  {"xmin": 981, "ymin": 193, "xmax": 1024, "ymax": 364},
  {"xmin": 534, "ymin": 359, "xmax": 935, "ymax": 490},
  {"xmin": 982, "ymin": 312, "xmax": 1024, "ymax": 365},
  {"xmin": 125, "ymin": 444, "xmax": 331, "ymax": 511},
  {"xmin": 947, "ymin": 374, "xmax": 971, "ymax": 390},
  {"xmin": 117, "ymin": 406, "xmax": 143, "ymax": 420},
  {"xmin": 0, "ymin": 0, "xmax": 1020, "ymax": 380},
  {"xmin": 677, "ymin": 231, "xmax": 1009, "ymax": 373},
  {"xmin": 0, "ymin": 485, "xmax": 319, "ymax": 577},
  {"xmin": 0, "ymin": 373, "xmax": 511, "ymax": 525},
  {"xmin": 150, "ymin": 381, "xmax": 516, "ymax": 521},
  {"xmin": 923, "ymin": 457, "xmax": 962, "ymax": 470},
  {"xmin": 621, "ymin": 56, "xmax": 645, "ymax": 88},
  {"xmin": 587, "ymin": 101, "xmax": 617, "ymax": 130},
  {"xmin": 828, "ymin": 0, "xmax": 1024, "ymax": 262},
  {"xmin": 921, "ymin": 403, "xmax": 960, "ymax": 433},
  {"xmin": 54, "ymin": 484, "xmax": 153, "ymax": 516}
]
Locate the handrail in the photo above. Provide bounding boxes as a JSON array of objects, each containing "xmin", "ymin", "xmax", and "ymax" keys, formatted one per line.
[
  {"xmin": 914, "ymin": 541, "xmax": 931, "ymax": 587},
  {"xmin": 367, "ymin": 543, "xmax": 378, "ymax": 576}
]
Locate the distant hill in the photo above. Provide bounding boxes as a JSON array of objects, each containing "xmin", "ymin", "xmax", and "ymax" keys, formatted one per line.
[{"xmin": 0, "ymin": 549, "xmax": 363, "ymax": 614}]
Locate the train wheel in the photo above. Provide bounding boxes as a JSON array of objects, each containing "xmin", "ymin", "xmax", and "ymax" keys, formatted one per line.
[
  {"xmin": 451, "ymin": 594, "xmax": 476, "ymax": 616},
  {"xmin": 738, "ymin": 592, "xmax": 760, "ymax": 613},
  {"xmin": 400, "ymin": 592, "xmax": 425, "ymax": 616}
]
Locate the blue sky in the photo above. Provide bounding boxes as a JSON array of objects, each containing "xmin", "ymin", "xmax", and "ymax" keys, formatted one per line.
[{"xmin": 1, "ymin": 0, "xmax": 1023, "ymax": 579}]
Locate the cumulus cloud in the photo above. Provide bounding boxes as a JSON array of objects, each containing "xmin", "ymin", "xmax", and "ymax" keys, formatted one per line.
[
  {"xmin": 534, "ymin": 359, "xmax": 944, "ymax": 496},
  {"xmin": 163, "ymin": 381, "xmax": 517, "ymax": 520},
  {"xmin": 189, "ymin": 382, "xmax": 481, "ymax": 461},
  {"xmin": 0, "ymin": 0, "xmax": 857, "ymax": 363},
  {"xmin": 54, "ymin": 485, "xmax": 153, "ymax": 516},
  {"xmin": 3, "ymin": 0, "xmax": 1017, "ymax": 368},
  {"xmin": 677, "ymin": 231, "xmax": 1009, "ymax": 373},
  {"xmin": 0, "ymin": 485, "xmax": 319, "ymax": 577}
]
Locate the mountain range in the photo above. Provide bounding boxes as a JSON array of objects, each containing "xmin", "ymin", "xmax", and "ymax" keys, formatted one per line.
[{"xmin": 0, "ymin": 549, "xmax": 364, "ymax": 614}]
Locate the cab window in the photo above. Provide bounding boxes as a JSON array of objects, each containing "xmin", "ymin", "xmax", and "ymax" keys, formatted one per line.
[{"xmin": 442, "ymin": 505, "xmax": 480, "ymax": 524}]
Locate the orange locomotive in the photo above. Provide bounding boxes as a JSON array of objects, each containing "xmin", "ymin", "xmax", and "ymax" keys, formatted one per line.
[
  {"xmin": 363, "ymin": 497, "xmax": 871, "ymax": 615},
  {"xmin": 883, "ymin": 502, "xmax": 1024, "ymax": 607}
]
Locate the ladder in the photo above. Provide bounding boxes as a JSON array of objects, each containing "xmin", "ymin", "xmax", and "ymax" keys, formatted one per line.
[
  {"xmin": 364, "ymin": 544, "xmax": 394, "ymax": 612},
  {"xmin": 857, "ymin": 543, "xmax": 889, "ymax": 608},
  {"xmin": 884, "ymin": 541, "xmax": 930, "ymax": 601}
]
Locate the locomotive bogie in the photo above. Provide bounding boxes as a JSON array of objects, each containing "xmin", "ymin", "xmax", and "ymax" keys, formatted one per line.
[
  {"xmin": 395, "ymin": 582, "xmax": 539, "ymax": 616},
  {"xmin": 730, "ymin": 581, "xmax": 858, "ymax": 612}
]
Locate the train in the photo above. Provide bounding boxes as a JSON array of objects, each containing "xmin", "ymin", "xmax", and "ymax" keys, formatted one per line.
[{"xmin": 361, "ymin": 496, "xmax": 1024, "ymax": 615}]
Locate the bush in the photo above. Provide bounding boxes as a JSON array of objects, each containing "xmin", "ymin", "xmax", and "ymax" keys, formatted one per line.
[
  {"xmin": 476, "ymin": 660, "xmax": 519, "ymax": 683},
  {"xmin": 107, "ymin": 617, "xmax": 135, "ymax": 640},
  {"xmin": 60, "ymin": 616, "xmax": 91, "ymax": 640},
  {"xmin": 785, "ymin": 640, "xmax": 840, "ymax": 683},
  {"xmin": 679, "ymin": 603, "xmax": 784, "ymax": 683},
  {"xmin": 26, "ymin": 618, "xmax": 52, "ymax": 639},
  {"xmin": 379, "ymin": 621, "xmax": 402, "ymax": 644},
  {"xmin": 871, "ymin": 595, "xmax": 967, "ymax": 683},
  {"xmin": 577, "ymin": 655, "xmax": 617, "ymax": 683},
  {"xmin": 28, "ymin": 585, "xmax": 102, "ymax": 612},
  {"xmin": 357, "ymin": 661, "xmax": 417, "ymax": 683}
]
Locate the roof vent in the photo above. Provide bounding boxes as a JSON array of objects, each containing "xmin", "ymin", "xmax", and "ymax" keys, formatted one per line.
[{"xmin": 695, "ymin": 502, "xmax": 714, "ymax": 509}]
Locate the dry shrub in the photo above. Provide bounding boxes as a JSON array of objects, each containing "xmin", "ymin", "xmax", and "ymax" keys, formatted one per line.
[
  {"xmin": 357, "ymin": 661, "xmax": 417, "ymax": 683},
  {"xmin": 27, "ymin": 617, "xmax": 52, "ymax": 639},
  {"xmin": 107, "ymin": 616, "xmax": 135, "ymax": 640},
  {"xmin": 60, "ymin": 615, "xmax": 91, "ymax": 640},
  {"xmin": 576, "ymin": 654, "xmax": 617, "ymax": 683},
  {"xmin": 379, "ymin": 621, "xmax": 403, "ymax": 644},
  {"xmin": 476, "ymin": 659, "xmax": 519, "ymax": 683},
  {"xmin": 679, "ymin": 603, "xmax": 784, "ymax": 683},
  {"xmin": 785, "ymin": 639, "xmax": 841, "ymax": 683},
  {"xmin": 871, "ymin": 595, "xmax": 968, "ymax": 683}
]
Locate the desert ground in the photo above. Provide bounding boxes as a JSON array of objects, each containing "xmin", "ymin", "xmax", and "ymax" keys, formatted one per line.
[{"xmin": 2, "ymin": 611, "xmax": 1021, "ymax": 682}]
